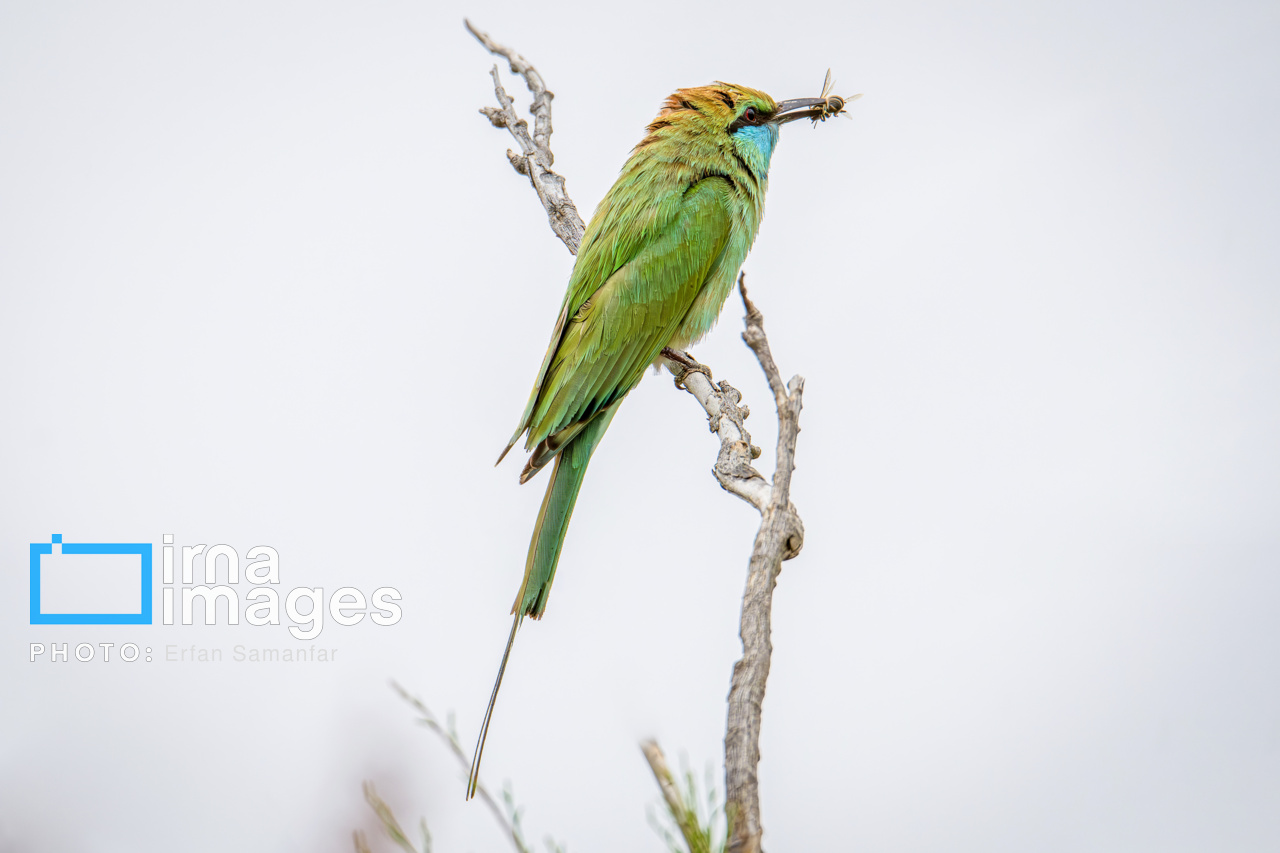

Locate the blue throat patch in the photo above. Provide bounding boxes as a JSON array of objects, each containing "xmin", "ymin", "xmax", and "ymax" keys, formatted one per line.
[{"xmin": 733, "ymin": 124, "xmax": 780, "ymax": 176}]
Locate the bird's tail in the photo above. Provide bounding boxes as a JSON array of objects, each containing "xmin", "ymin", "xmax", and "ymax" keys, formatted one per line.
[
  {"xmin": 467, "ymin": 612, "xmax": 518, "ymax": 800},
  {"xmin": 467, "ymin": 403, "xmax": 618, "ymax": 799},
  {"xmin": 513, "ymin": 403, "xmax": 618, "ymax": 619}
]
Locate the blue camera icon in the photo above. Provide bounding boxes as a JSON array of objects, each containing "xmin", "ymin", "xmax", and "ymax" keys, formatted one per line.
[{"xmin": 29, "ymin": 534, "xmax": 153, "ymax": 625}]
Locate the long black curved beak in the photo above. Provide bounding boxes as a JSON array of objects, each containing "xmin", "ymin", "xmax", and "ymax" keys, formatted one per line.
[{"xmin": 774, "ymin": 94, "xmax": 859, "ymax": 124}]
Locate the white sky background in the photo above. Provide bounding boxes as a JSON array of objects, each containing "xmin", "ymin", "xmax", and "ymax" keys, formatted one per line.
[{"xmin": 2, "ymin": 0, "xmax": 1278, "ymax": 850}]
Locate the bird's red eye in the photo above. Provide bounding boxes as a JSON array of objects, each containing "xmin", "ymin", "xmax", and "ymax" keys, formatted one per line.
[{"xmin": 744, "ymin": 107, "xmax": 757, "ymax": 122}]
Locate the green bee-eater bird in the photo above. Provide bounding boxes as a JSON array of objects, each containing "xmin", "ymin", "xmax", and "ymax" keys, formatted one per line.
[{"xmin": 469, "ymin": 81, "xmax": 846, "ymax": 797}]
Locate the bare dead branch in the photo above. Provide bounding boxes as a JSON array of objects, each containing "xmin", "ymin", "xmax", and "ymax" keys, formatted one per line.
[
  {"xmin": 465, "ymin": 19, "xmax": 585, "ymax": 254},
  {"xmin": 739, "ymin": 280, "xmax": 789, "ymax": 409},
  {"xmin": 670, "ymin": 278, "xmax": 805, "ymax": 853},
  {"xmin": 722, "ymin": 278, "xmax": 806, "ymax": 853},
  {"xmin": 668, "ymin": 363, "xmax": 772, "ymax": 511}
]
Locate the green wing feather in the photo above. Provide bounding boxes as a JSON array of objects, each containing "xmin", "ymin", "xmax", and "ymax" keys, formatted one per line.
[
  {"xmin": 519, "ymin": 175, "xmax": 732, "ymax": 602},
  {"xmin": 500, "ymin": 177, "xmax": 734, "ymax": 473}
]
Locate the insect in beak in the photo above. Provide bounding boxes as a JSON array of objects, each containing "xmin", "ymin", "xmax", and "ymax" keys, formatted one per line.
[{"xmin": 774, "ymin": 69, "xmax": 862, "ymax": 124}]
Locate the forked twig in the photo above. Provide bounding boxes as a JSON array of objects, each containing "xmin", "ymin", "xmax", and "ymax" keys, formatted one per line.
[{"xmin": 465, "ymin": 19, "xmax": 584, "ymax": 253}]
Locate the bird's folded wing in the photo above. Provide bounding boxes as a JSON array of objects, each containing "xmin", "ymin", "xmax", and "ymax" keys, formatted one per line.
[{"xmin": 508, "ymin": 177, "xmax": 734, "ymax": 473}]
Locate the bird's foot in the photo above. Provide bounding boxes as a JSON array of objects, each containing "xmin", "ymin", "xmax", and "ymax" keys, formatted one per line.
[{"xmin": 661, "ymin": 347, "xmax": 714, "ymax": 390}]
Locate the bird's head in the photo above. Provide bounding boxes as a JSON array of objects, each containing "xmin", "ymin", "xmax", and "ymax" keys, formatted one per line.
[{"xmin": 636, "ymin": 82, "xmax": 846, "ymax": 180}]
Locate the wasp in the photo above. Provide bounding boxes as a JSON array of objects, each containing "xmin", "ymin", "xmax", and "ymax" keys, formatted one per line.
[{"xmin": 811, "ymin": 68, "xmax": 861, "ymax": 123}]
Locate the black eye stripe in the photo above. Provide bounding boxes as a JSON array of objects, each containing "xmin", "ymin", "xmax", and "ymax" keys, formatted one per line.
[{"xmin": 726, "ymin": 105, "xmax": 771, "ymax": 134}]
